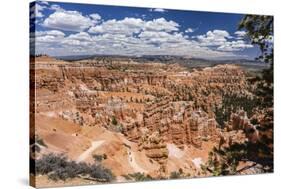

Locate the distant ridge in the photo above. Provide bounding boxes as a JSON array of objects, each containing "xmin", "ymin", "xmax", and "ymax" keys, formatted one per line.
[
  {"xmin": 56, "ymin": 54, "xmax": 263, "ymax": 63},
  {"xmin": 54, "ymin": 54, "xmax": 268, "ymax": 70}
]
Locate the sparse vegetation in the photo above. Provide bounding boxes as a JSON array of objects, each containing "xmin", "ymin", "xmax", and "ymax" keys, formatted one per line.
[
  {"xmin": 123, "ymin": 172, "xmax": 153, "ymax": 181},
  {"xmin": 109, "ymin": 116, "xmax": 124, "ymax": 132},
  {"xmin": 214, "ymin": 94, "xmax": 260, "ymax": 128},
  {"xmin": 170, "ymin": 171, "xmax": 181, "ymax": 179},
  {"xmin": 92, "ymin": 154, "xmax": 107, "ymax": 162},
  {"xmin": 111, "ymin": 116, "xmax": 118, "ymax": 125},
  {"xmin": 170, "ymin": 168, "xmax": 184, "ymax": 179},
  {"xmin": 36, "ymin": 153, "xmax": 115, "ymax": 182},
  {"xmin": 201, "ymin": 144, "xmax": 245, "ymax": 176},
  {"xmin": 202, "ymin": 137, "xmax": 273, "ymax": 176}
]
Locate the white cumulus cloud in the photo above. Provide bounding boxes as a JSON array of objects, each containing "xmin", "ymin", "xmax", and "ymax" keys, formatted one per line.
[
  {"xmin": 88, "ymin": 17, "xmax": 179, "ymax": 36},
  {"xmin": 197, "ymin": 30, "xmax": 231, "ymax": 46},
  {"xmin": 139, "ymin": 31, "xmax": 185, "ymax": 45},
  {"xmin": 88, "ymin": 17, "xmax": 144, "ymax": 36},
  {"xmin": 144, "ymin": 18, "xmax": 179, "ymax": 32},
  {"xmin": 218, "ymin": 40, "xmax": 253, "ymax": 51},
  {"xmin": 34, "ymin": 30, "xmax": 65, "ymax": 43},
  {"xmin": 235, "ymin": 31, "xmax": 247, "ymax": 39},
  {"xmin": 185, "ymin": 28, "xmax": 194, "ymax": 33},
  {"xmin": 43, "ymin": 9, "xmax": 95, "ymax": 32},
  {"xmin": 90, "ymin": 13, "xmax": 101, "ymax": 20},
  {"xmin": 35, "ymin": 8, "xmax": 254, "ymax": 59},
  {"xmin": 195, "ymin": 29, "xmax": 253, "ymax": 52}
]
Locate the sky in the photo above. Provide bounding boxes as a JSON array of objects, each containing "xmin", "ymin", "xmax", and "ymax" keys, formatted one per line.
[{"xmin": 30, "ymin": 1, "xmax": 263, "ymax": 60}]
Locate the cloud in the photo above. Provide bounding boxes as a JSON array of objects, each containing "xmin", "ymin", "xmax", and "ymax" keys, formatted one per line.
[
  {"xmin": 36, "ymin": 10, "xmax": 253, "ymax": 59},
  {"xmin": 35, "ymin": 30, "xmax": 65, "ymax": 43},
  {"xmin": 88, "ymin": 17, "xmax": 179, "ymax": 36},
  {"xmin": 43, "ymin": 10, "xmax": 93, "ymax": 32},
  {"xmin": 217, "ymin": 40, "xmax": 253, "ymax": 51},
  {"xmin": 34, "ymin": 28, "xmax": 238, "ymax": 59},
  {"xmin": 149, "ymin": 8, "xmax": 166, "ymax": 12},
  {"xmin": 185, "ymin": 28, "xmax": 194, "ymax": 33},
  {"xmin": 62, "ymin": 32, "xmax": 94, "ymax": 47},
  {"xmin": 195, "ymin": 30, "xmax": 253, "ymax": 52},
  {"xmin": 36, "ymin": 30, "xmax": 65, "ymax": 37},
  {"xmin": 89, "ymin": 13, "xmax": 102, "ymax": 25},
  {"xmin": 139, "ymin": 31, "xmax": 185, "ymax": 45},
  {"xmin": 88, "ymin": 17, "xmax": 144, "ymax": 35},
  {"xmin": 197, "ymin": 30, "xmax": 231, "ymax": 46},
  {"xmin": 144, "ymin": 18, "xmax": 179, "ymax": 32},
  {"xmin": 235, "ymin": 31, "xmax": 247, "ymax": 39},
  {"xmin": 90, "ymin": 13, "xmax": 101, "ymax": 20}
]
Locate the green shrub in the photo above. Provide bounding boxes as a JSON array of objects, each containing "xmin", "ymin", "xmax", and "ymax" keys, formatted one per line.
[
  {"xmin": 35, "ymin": 153, "xmax": 115, "ymax": 182},
  {"xmin": 111, "ymin": 117, "xmax": 118, "ymax": 125},
  {"xmin": 88, "ymin": 164, "xmax": 114, "ymax": 181},
  {"xmin": 170, "ymin": 171, "xmax": 181, "ymax": 179},
  {"xmin": 124, "ymin": 172, "xmax": 153, "ymax": 181},
  {"xmin": 92, "ymin": 154, "xmax": 107, "ymax": 162}
]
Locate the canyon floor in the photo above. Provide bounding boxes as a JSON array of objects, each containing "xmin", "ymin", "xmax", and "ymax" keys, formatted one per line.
[{"xmin": 30, "ymin": 55, "xmax": 273, "ymax": 187}]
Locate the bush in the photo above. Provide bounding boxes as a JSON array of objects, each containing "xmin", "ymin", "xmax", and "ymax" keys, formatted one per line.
[
  {"xmin": 124, "ymin": 172, "xmax": 153, "ymax": 181},
  {"xmin": 92, "ymin": 154, "xmax": 107, "ymax": 162},
  {"xmin": 111, "ymin": 117, "xmax": 118, "ymax": 125},
  {"xmin": 89, "ymin": 164, "xmax": 115, "ymax": 181},
  {"xmin": 35, "ymin": 135, "xmax": 47, "ymax": 147},
  {"xmin": 169, "ymin": 171, "xmax": 182, "ymax": 179},
  {"xmin": 35, "ymin": 153, "xmax": 115, "ymax": 182},
  {"xmin": 36, "ymin": 154, "xmax": 67, "ymax": 175}
]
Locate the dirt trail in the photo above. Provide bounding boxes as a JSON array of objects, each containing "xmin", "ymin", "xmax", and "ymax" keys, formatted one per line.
[
  {"xmin": 126, "ymin": 147, "xmax": 147, "ymax": 173},
  {"xmin": 76, "ymin": 140, "xmax": 105, "ymax": 163},
  {"xmin": 120, "ymin": 136, "xmax": 147, "ymax": 173}
]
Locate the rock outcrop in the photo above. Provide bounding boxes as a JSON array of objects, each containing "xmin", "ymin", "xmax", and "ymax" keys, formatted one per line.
[
  {"xmin": 227, "ymin": 110, "xmax": 259, "ymax": 143},
  {"xmin": 32, "ymin": 56, "xmax": 262, "ymax": 179}
]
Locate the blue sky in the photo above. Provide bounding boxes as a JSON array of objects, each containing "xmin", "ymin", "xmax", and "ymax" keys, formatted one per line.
[{"xmin": 30, "ymin": 1, "xmax": 262, "ymax": 59}]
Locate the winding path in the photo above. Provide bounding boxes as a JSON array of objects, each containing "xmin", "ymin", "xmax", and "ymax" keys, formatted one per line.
[
  {"xmin": 126, "ymin": 147, "xmax": 147, "ymax": 173},
  {"xmin": 76, "ymin": 140, "xmax": 105, "ymax": 163},
  {"xmin": 120, "ymin": 136, "xmax": 147, "ymax": 173}
]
